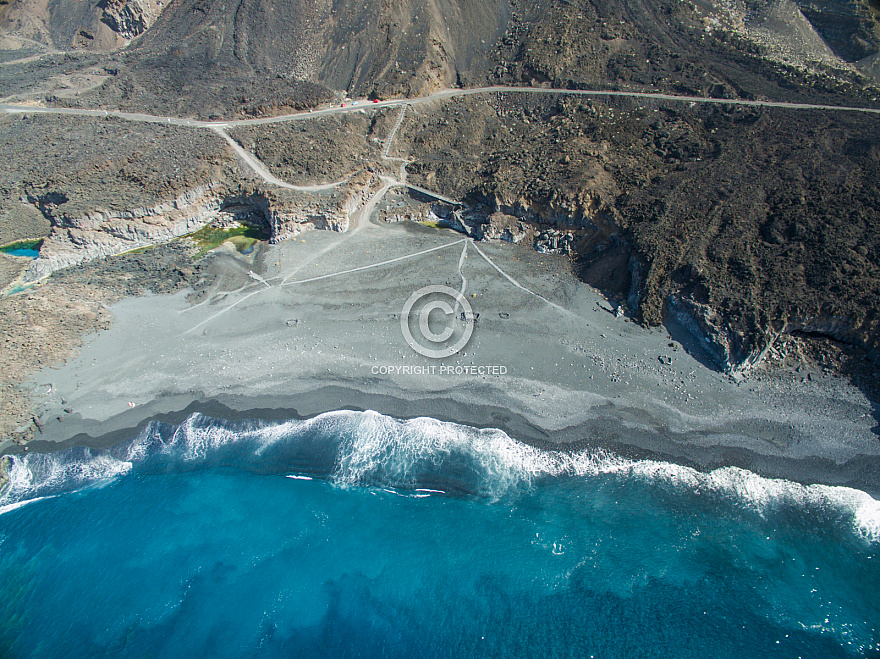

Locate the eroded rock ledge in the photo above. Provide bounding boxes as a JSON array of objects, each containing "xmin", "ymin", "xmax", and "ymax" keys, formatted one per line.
[
  {"xmin": 24, "ymin": 172, "xmax": 383, "ymax": 283},
  {"xmin": 98, "ymin": 0, "xmax": 164, "ymax": 40}
]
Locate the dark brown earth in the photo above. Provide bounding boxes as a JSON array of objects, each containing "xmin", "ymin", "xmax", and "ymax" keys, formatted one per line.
[
  {"xmin": 617, "ymin": 105, "xmax": 880, "ymax": 345},
  {"xmin": 493, "ymin": 0, "xmax": 878, "ymax": 102},
  {"xmin": 0, "ymin": 113, "xmax": 232, "ymax": 222},
  {"xmin": 391, "ymin": 93, "xmax": 880, "ymax": 368},
  {"xmin": 2, "ymin": 0, "xmax": 876, "ymax": 117},
  {"xmin": 230, "ymin": 110, "xmax": 386, "ymax": 184}
]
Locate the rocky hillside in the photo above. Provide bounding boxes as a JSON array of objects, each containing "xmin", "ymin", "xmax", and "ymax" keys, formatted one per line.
[
  {"xmin": 17, "ymin": 0, "xmax": 512, "ymax": 117},
  {"xmin": 386, "ymin": 92, "xmax": 880, "ymax": 371},
  {"xmin": 4, "ymin": 0, "xmax": 874, "ymax": 116},
  {"xmin": 0, "ymin": 0, "xmax": 878, "ymax": 380},
  {"xmin": 0, "ymin": 0, "xmax": 165, "ymax": 51}
]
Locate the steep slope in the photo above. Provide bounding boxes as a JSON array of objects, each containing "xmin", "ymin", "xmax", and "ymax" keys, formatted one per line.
[
  {"xmin": 0, "ymin": 0, "xmax": 165, "ymax": 50},
  {"xmin": 314, "ymin": 0, "xmax": 511, "ymax": 95},
  {"xmin": 794, "ymin": 0, "xmax": 880, "ymax": 62},
  {"xmin": 491, "ymin": 0, "xmax": 875, "ymax": 102},
  {"xmin": 4, "ymin": 0, "xmax": 878, "ymax": 114},
  {"xmin": 54, "ymin": 0, "xmax": 511, "ymax": 117}
]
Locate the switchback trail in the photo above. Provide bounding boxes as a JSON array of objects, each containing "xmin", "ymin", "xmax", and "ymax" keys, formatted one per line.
[{"xmin": 4, "ymin": 85, "xmax": 875, "ymax": 195}]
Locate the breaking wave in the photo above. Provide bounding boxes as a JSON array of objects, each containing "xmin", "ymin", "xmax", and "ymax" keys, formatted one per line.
[{"xmin": 1, "ymin": 410, "xmax": 878, "ymax": 542}]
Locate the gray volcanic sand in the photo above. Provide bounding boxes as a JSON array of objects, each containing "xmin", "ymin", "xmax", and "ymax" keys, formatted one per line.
[{"xmin": 11, "ymin": 214, "xmax": 880, "ymax": 492}]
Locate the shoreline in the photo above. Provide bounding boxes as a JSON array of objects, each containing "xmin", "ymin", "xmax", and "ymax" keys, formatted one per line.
[
  {"xmin": 6, "ymin": 384, "xmax": 880, "ymax": 498},
  {"xmin": 4, "ymin": 222, "xmax": 879, "ymax": 498}
]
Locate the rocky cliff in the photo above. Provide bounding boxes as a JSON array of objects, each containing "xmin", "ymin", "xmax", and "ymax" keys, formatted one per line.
[
  {"xmin": 23, "ymin": 173, "xmax": 386, "ymax": 282},
  {"xmin": 0, "ymin": 0, "xmax": 167, "ymax": 51},
  {"xmin": 25, "ymin": 182, "xmax": 223, "ymax": 281},
  {"xmin": 98, "ymin": 0, "xmax": 164, "ymax": 41}
]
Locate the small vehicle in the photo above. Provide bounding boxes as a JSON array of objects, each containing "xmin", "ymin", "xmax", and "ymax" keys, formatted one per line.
[{"xmin": 373, "ymin": 99, "xmax": 380, "ymax": 103}]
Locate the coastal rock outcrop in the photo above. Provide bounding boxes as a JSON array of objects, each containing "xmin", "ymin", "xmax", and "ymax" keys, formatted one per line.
[
  {"xmin": 24, "ymin": 174, "xmax": 386, "ymax": 281},
  {"xmin": 667, "ymin": 295, "xmax": 770, "ymax": 375},
  {"xmin": 98, "ymin": 0, "xmax": 163, "ymax": 40},
  {"xmin": 270, "ymin": 172, "xmax": 383, "ymax": 241},
  {"xmin": 780, "ymin": 315, "xmax": 880, "ymax": 366},
  {"xmin": 25, "ymin": 182, "xmax": 224, "ymax": 281},
  {"xmin": 668, "ymin": 294, "xmax": 880, "ymax": 375},
  {"xmin": 440, "ymin": 191, "xmax": 613, "ymax": 254}
]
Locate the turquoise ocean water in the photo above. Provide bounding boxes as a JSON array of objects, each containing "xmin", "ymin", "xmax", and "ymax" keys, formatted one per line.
[{"xmin": 0, "ymin": 411, "xmax": 877, "ymax": 657}]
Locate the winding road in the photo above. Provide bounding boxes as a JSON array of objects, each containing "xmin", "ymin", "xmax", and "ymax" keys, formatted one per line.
[
  {"xmin": 7, "ymin": 82, "xmax": 878, "ymax": 334},
  {"xmin": 211, "ymin": 126, "xmax": 347, "ymax": 192},
  {"xmin": 3, "ymin": 84, "xmax": 876, "ymax": 201},
  {"xmin": 3, "ymin": 85, "xmax": 879, "ymax": 130}
]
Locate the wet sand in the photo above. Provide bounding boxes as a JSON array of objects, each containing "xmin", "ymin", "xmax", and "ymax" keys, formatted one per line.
[{"xmin": 7, "ymin": 216, "xmax": 880, "ymax": 493}]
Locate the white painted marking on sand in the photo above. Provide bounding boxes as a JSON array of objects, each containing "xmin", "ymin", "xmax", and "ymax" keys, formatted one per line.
[
  {"xmin": 470, "ymin": 241, "xmax": 580, "ymax": 320},
  {"xmin": 277, "ymin": 180, "xmax": 393, "ymax": 286},
  {"xmin": 182, "ymin": 287, "xmax": 268, "ymax": 336},
  {"xmin": 455, "ymin": 241, "xmax": 468, "ymax": 314},
  {"xmin": 183, "ymin": 239, "xmax": 466, "ymax": 335},
  {"xmin": 281, "ymin": 239, "xmax": 467, "ymax": 287},
  {"xmin": 248, "ymin": 270, "xmax": 271, "ymax": 289}
]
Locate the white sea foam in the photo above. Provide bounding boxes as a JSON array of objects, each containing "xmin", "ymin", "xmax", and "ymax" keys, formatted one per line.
[
  {"xmin": 0, "ymin": 495, "xmax": 54, "ymax": 517},
  {"xmin": 313, "ymin": 410, "xmax": 880, "ymax": 542},
  {"xmin": 0, "ymin": 449, "xmax": 132, "ymax": 509},
  {"xmin": 2, "ymin": 409, "xmax": 878, "ymax": 542}
]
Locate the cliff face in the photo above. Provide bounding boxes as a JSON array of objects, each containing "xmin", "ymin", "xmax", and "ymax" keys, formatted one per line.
[
  {"xmin": 97, "ymin": 0, "xmax": 164, "ymax": 41},
  {"xmin": 793, "ymin": 0, "xmax": 880, "ymax": 62},
  {"xmin": 23, "ymin": 173, "xmax": 386, "ymax": 282},
  {"xmin": 0, "ymin": 0, "xmax": 167, "ymax": 50},
  {"xmin": 25, "ymin": 182, "xmax": 224, "ymax": 281}
]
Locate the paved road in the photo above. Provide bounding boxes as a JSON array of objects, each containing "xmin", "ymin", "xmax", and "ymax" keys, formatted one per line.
[{"xmin": 2, "ymin": 85, "xmax": 878, "ymax": 131}]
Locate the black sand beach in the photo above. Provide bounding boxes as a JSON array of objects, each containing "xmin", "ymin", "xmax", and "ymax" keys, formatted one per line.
[{"xmin": 6, "ymin": 218, "xmax": 879, "ymax": 494}]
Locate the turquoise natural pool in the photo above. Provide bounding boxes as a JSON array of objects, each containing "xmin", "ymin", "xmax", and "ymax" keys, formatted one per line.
[{"xmin": 0, "ymin": 238, "xmax": 43, "ymax": 259}]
